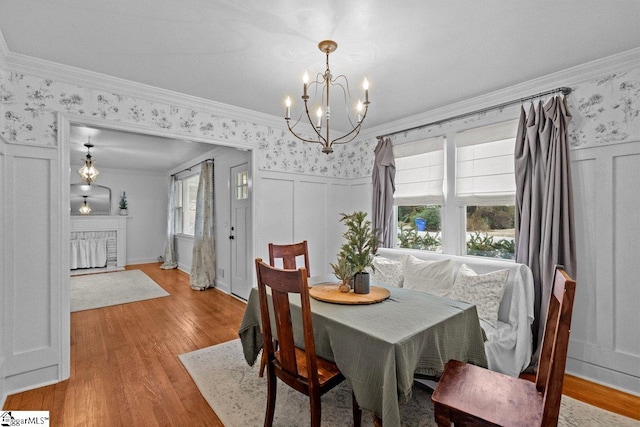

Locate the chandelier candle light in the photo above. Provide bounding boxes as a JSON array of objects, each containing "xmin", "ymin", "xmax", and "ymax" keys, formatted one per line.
[
  {"xmin": 78, "ymin": 136, "xmax": 99, "ymax": 184},
  {"xmin": 79, "ymin": 196, "xmax": 91, "ymax": 215},
  {"xmin": 284, "ymin": 40, "xmax": 370, "ymax": 154}
]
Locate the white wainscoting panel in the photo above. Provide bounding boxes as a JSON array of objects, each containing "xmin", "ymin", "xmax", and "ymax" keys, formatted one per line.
[
  {"xmin": 255, "ymin": 176, "xmax": 295, "ymax": 263},
  {"xmin": 569, "ymin": 140, "xmax": 640, "ymax": 396},
  {"xmin": 613, "ymin": 153, "xmax": 640, "ymax": 357},
  {"xmin": 326, "ymin": 182, "xmax": 352, "ymax": 268},
  {"xmin": 1, "ymin": 138, "xmax": 66, "ymax": 395},
  {"xmin": 255, "ymin": 171, "xmax": 353, "ymax": 277},
  {"xmin": 294, "ymin": 180, "xmax": 328, "ymax": 275}
]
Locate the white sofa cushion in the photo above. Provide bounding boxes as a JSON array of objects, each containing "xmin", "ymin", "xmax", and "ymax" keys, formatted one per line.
[
  {"xmin": 450, "ymin": 264, "xmax": 509, "ymax": 327},
  {"xmin": 367, "ymin": 256, "xmax": 404, "ymax": 288},
  {"xmin": 401, "ymin": 255, "xmax": 457, "ymax": 296}
]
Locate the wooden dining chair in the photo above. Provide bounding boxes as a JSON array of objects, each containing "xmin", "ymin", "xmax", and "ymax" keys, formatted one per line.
[
  {"xmin": 259, "ymin": 240, "xmax": 311, "ymax": 377},
  {"xmin": 255, "ymin": 258, "xmax": 361, "ymax": 427},
  {"xmin": 431, "ymin": 265, "xmax": 576, "ymax": 427},
  {"xmin": 268, "ymin": 240, "xmax": 311, "ymax": 276}
]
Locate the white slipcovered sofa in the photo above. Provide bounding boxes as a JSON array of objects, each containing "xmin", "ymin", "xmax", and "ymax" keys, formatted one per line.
[{"xmin": 373, "ymin": 248, "xmax": 535, "ymax": 377}]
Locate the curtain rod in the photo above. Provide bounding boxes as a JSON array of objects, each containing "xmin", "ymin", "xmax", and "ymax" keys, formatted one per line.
[
  {"xmin": 171, "ymin": 158, "xmax": 214, "ymax": 177},
  {"xmin": 377, "ymin": 86, "xmax": 572, "ymax": 140}
]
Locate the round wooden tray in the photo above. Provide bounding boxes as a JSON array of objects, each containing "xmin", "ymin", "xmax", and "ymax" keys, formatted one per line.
[{"xmin": 309, "ymin": 283, "xmax": 391, "ymax": 305}]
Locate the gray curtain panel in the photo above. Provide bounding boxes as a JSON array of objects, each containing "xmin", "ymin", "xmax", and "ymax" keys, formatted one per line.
[
  {"xmin": 514, "ymin": 96, "xmax": 576, "ymax": 368},
  {"xmin": 372, "ymin": 137, "xmax": 396, "ymax": 248},
  {"xmin": 190, "ymin": 161, "xmax": 216, "ymax": 290},
  {"xmin": 160, "ymin": 175, "xmax": 178, "ymax": 270}
]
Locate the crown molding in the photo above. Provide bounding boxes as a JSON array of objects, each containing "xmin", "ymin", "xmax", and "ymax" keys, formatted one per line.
[
  {"xmin": 361, "ymin": 47, "xmax": 640, "ymax": 140},
  {"xmin": 1, "ymin": 37, "xmax": 287, "ymax": 132}
]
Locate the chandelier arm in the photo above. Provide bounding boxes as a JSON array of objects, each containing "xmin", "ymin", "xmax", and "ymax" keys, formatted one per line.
[
  {"xmin": 331, "ymin": 106, "xmax": 369, "ymax": 145},
  {"xmin": 302, "ymin": 98, "xmax": 328, "ymax": 144},
  {"xmin": 329, "ymin": 77, "xmax": 361, "ymax": 129},
  {"xmin": 286, "ymin": 120, "xmax": 325, "ymax": 145}
]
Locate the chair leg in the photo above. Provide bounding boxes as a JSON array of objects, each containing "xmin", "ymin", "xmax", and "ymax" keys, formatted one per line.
[
  {"xmin": 258, "ymin": 349, "xmax": 267, "ymax": 377},
  {"xmin": 352, "ymin": 391, "xmax": 362, "ymax": 427},
  {"xmin": 309, "ymin": 392, "xmax": 322, "ymax": 427},
  {"xmin": 433, "ymin": 402, "xmax": 452, "ymax": 427},
  {"xmin": 264, "ymin": 369, "xmax": 277, "ymax": 427}
]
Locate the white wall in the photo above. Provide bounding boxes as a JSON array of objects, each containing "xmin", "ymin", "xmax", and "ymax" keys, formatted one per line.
[
  {"xmin": 569, "ymin": 140, "xmax": 640, "ymax": 394},
  {"xmin": 70, "ymin": 166, "xmax": 167, "ymax": 265}
]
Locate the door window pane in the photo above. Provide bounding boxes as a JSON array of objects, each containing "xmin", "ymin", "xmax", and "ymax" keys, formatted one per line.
[{"xmin": 235, "ymin": 170, "xmax": 248, "ymax": 200}]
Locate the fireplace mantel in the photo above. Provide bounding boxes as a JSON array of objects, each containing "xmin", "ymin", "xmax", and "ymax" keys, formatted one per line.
[{"xmin": 70, "ymin": 216, "xmax": 127, "ymax": 269}]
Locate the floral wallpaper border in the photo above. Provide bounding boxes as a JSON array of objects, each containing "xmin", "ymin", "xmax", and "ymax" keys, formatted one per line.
[
  {"xmin": 0, "ymin": 67, "xmax": 372, "ymax": 179},
  {"xmin": 1, "ymin": 65, "xmax": 638, "ymax": 180}
]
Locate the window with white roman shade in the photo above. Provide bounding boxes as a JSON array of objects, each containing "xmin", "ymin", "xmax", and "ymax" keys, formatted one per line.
[
  {"xmin": 455, "ymin": 120, "xmax": 518, "ymax": 204},
  {"xmin": 393, "ymin": 136, "xmax": 445, "ymax": 206}
]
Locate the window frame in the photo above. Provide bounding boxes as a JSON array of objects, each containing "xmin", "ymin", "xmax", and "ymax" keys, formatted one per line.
[{"xmin": 391, "ymin": 116, "xmax": 520, "ymax": 259}]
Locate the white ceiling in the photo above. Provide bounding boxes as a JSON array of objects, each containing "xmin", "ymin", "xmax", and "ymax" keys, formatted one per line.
[{"xmin": 1, "ymin": 1, "xmax": 639, "ymax": 170}]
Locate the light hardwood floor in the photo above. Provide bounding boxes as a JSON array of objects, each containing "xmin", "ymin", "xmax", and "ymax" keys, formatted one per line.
[{"xmin": 4, "ymin": 263, "xmax": 639, "ymax": 425}]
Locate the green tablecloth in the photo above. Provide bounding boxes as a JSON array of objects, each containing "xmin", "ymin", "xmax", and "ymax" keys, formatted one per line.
[{"xmin": 238, "ymin": 277, "xmax": 487, "ymax": 426}]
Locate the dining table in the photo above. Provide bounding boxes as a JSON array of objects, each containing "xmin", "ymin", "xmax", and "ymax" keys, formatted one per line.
[{"xmin": 238, "ymin": 275, "xmax": 488, "ymax": 426}]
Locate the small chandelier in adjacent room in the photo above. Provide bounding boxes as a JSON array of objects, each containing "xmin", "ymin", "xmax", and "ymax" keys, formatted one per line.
[
  {"xmin": 284, "ymin": 40, "xmax": 370, "ymax": 154},
  {"xmin": 79, "ymin": 196, "xmax": 91, "ymax": 215},
  {"xmin": 78, "ymin": 136, "xmax": 99, "ymax": 184}
]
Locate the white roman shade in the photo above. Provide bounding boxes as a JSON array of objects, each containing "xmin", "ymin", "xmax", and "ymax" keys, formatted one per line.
[
  {"xmin": 393, "ymin": 136, "xmax": 445, "ymax": 205},
  {"xmin": 455, "ymin": 120, "xmax": 518, "ymax": 204}
]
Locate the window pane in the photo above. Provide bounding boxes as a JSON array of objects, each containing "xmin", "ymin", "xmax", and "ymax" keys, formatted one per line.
[
  {"xmin": 396, "ymin": 205, "xmax": 442, "ymax": 252},
  {"xmin": 183, "ymin": 174, "xmax": 200, "ymax": 236},
  {"xmin": 465, "ymin": 205, "xmax": 515, "ymax": 259}
]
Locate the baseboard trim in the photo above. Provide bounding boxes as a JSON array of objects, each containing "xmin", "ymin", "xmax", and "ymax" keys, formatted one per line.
[
  {"xmin": 566, "ymin": 357, "xmax": 640, "ymax": 397},
  {"xmin": 4, "ymin": 365, "xmax": 61, "ymax": 399}
]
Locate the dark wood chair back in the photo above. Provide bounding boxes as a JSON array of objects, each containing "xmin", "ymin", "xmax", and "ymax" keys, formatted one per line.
[
  {"xmin": 535, "ymin": 265, "xmax": 577, "ymax": 425},
  {"xmin": 254, "ymin": 258, "xmax": 360, "ymax": 426},
  {"xmin": 256, "ymin": 257, "xmax": 317, "ymax": 385},
  {"xmin": 431, "ymin": 265, "xmax": 576, "ymax": 426},
  {"xmin": 268, "ymin": 240, "xmax": 310, "ymax": 276},
  {"xmin": 259, "ymin": 239, "xmax": 310, "ymax": 378}
]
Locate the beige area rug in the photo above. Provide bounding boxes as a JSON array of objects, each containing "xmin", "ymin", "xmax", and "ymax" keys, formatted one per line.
[
  {"xmin": 179, "ymin": 339, "xmax": 640, "ymax": 427},
  {"xmin": 71, "ymin": 270, "xmax": 169, "ymax": 312}
]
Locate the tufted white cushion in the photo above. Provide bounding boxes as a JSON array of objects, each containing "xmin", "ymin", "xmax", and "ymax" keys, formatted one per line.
[
  {"xmin": 366, "ymin": 256, "xmax": 404, "ymax": 287},
  {"xmin": 450, "ymin": 264, "xmax": 509, "ymax": 326},
  {"xmin": 401, "ymin": 255, "xmax": 457, "ymax": 296}
]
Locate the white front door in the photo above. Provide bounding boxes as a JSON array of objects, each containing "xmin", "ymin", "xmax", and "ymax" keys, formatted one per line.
[{"xmin": 230, "ymin": 163, "xmax": 251, "ymax": 299}]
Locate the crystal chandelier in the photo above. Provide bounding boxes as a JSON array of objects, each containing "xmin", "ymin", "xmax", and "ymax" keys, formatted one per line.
[
  {"xmin": 284, "ymin": 40, "xmax": 370, "ymax": 154},
  {"xmin": 79, "ymin": 196, "xmax": 91, "ymax": 215},
  {"xmin": 78, "ymin": 136, "xmax": 99, "ymax": 184}
]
